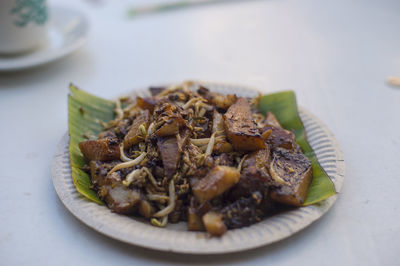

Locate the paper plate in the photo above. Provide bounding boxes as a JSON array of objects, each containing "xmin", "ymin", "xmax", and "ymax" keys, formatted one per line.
[{"xmin": 52, "ymin": 82, "xmax": 345, "ymax": 254}]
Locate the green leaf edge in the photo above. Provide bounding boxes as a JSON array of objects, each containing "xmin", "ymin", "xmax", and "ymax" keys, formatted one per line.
[
  {"xmin": 68, "ymin": 86, "xmax": 336, "ymax": 206},
  {"xmin": 68, "ymin": 84, "xmax": 116, "ymax": 205},
  {"xmin": 258, "ymin": 91, "xmax": 337, "ymax": 205}
]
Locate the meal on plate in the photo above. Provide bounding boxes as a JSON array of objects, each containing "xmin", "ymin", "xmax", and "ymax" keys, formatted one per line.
[{"xmin": 76, "ymin": 83, "xmax": 315, "ymax": 236}]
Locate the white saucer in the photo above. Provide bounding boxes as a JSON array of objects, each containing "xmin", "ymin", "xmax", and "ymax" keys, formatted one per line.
[{"xmin": 0, "ymin": 6, "xmax": 89, "ymax": 72}]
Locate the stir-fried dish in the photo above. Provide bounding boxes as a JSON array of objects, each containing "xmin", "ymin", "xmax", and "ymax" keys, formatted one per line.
[{"xmin": 78, "ymin": 83, "xmax": 313, "ymax": 236}]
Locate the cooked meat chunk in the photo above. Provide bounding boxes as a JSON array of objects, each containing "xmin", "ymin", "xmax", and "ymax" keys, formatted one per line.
[
  {"xmin": 224, "ymin": 97, "xmax": 266, "ymax": 151},
  {"xmin": 157, "ymin": 137, "xmax": 180, "ymax": 179},
  {"xmin": 187, "ymin": 206, "xmax": 205, "ymax": 231},
  {"xmin": 269, "ymin": 148, "xmax": 313, "ymax": 206},
  {"xmin": 90, "ymin": 161, "xmax": 140, "ymax": 214},
  {"xmin": 155, "ymin": 117, "xmax": 185, "ymax": 136},
  {"xmin": 149, "ymin": 86, "xmax": 166, "ymax": 96},
  {"xmin": 230, "ymin": 148, "xmax": 271, "ymax": 198},
  {"xmin": 89, "ymin": 160, "xmax": 118, "ymax": 186},
  {"xmin": 137, "ymin": 96, "xmax": 161, "ymax": 112},
  {"xmin": 197, "ymin": 86, "xmax": 237, "ymax": 110},
  {"xmin": 104, "ymin": 184, "xmax": 141, "ymax": 214},
  {"xmin": 221, "ymin": 196, "xmax": 264, "ymax": 229},
  {"xmin": 213, "ymin": 142, "xmax": 233, "ymax": 154},
  {"xmin": 202, "ymin": 211, "xmax": 227, "ymax": 236},
  {"xmin": 192, "ymin": 166, "xmax": 240, "ymax": 203},
  {"xmin": 155, "ymin": 104, "xmax": 185, "ymax": 137},
  {"xmin": 211, "ymin": 94, "xmax": 237, "ymax": 110},
  {"xmin": 157, "ymin": 129, "xmax": 190, "ymax": 179},
  {"xmin": 264, "ymin": 112, "xmax": 282, "ymax": 128},
  {"xmin": 262, "ymin": 126, "xmax": 297, "ymax": 151},
  {"xmin": 123, "ymin": 110, "xmax": 150, "ymax": 149},
  {"xmin": 79, "ymin": 137, "xmax": 120, "ymax": 161}
]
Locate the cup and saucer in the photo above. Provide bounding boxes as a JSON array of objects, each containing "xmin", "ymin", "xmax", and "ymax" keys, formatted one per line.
[{"xmin": 0, "ymin": 0, "xmax": 89, "ymax": 72}]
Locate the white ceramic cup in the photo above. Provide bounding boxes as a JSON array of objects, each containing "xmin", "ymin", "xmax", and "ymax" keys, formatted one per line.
[{"xmin": 0, "ymin": 0, "xmax": 48, "ymax": 54}]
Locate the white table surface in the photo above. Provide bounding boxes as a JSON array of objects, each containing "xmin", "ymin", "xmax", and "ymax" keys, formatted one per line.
[{"xmin": 1, "ymin": 0, "xmax": 399, "ymax": 265}]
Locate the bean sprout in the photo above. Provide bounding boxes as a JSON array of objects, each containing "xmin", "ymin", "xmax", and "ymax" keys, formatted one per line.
[
  {"xmin": 153, "ymin": 179, "xmax": 175, "ymax": 218},
  {"xmin": 151, "ymin": 216, "xmax": 168, "ymax": 227},
  {"xmin": 107, "ymin": 152, "xmax": 147, "ymax": 177},
  {"xmin": 122, "ymin": 169, "xmax": 143, "ymax": 186},
  {"xmin": 119, "ymin": 144, "xmax": 132, "ymax": 162}
]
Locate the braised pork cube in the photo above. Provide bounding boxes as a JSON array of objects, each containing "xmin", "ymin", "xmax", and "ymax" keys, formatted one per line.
[
  {"xmin": 187, "ymin": 206, "xmax": 205, "ymax": 231},
  {"xmin": 157, "ymin": 129, "xmax": 190, "ymax": 179},
  {"xmin": 90, "ymin": 161, "xmax": 141, "ymax": 214},
  {"xmin": 79, "ymin": 137, "xmax": 120, "ymax": 161},
  {"xmin": 221, "ymin": 196, "xmax": 264, "ymax": 229},
  {"xmin": 157, "ymin": 137, "xmax": 180, "ymax": 179},
  {"xmin": 149, "ymin": 86, "xmax": 166, "ymax": 96},
  {"xmin": 260, "ymin": 112, "xmax": 301, "ymax": 151},
  {"xmin": 202, "ymin": 211, "xmax": 227, "ymax": 236},
  {"xmin": 123, "ymin": 110, "xmax": 150, "ymax": 149},
  {"xmin": 261, "ymin": 126, "xmax": 297, "ymax": 151},
  {"xmin": 230, "ymin": 148, "xmax": 271, "ymax": 198},
  {"xmin": 269, "ymin": 148, "xmax": 313, "ymax": 206},
  {"xmin": 104, "ymin": 184, "xmax": 141, "ymax": 214},
  {"xmin": 137, "ymin": 96, "xmax": 161, "ymax": 113},
  {"xmin": 192, "ymin": 166, "xmax": 240, "ymax": 203},
  {"xmin": 264, "ymin": 112, "xmax": 282, "ymax": 128},
  {"xmin": 155, "ymin": 104, "xmax": 185, "ymax": 137},
  {"xmin": 224, "ymin": 97, "xmax": 265, "ymax": 151},
  {"xmin": 197, "ymin": 86, "xmax": 237, "ymax": 110}
]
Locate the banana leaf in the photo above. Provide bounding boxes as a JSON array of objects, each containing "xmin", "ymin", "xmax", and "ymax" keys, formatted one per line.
[
  {"xmin": 258, "ymin": 91, "xmax": 336, "ymax": 205},
  {"xmin": 68, "ymin": 84, "xmax": 116, "ymax": 205},
  {"xmin": 68, "ymin": 86, "xmax": 335, "ymax": 206}
]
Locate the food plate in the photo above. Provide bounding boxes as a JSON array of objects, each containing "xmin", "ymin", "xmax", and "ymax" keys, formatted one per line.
[{"xmin": 52, "ymin": 82, "xmax": 344, "ymax": 254}]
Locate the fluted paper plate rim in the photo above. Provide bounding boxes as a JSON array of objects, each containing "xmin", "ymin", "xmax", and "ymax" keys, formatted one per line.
[{"xmin": 52, "ymin": 82, "xmax": 345, "ymax": 254}]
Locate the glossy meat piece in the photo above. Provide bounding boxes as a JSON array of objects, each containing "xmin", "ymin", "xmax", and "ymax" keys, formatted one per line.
[
  {"xmin": 269, "ymin": 148, "xmax": 313, "ymax": 206},
  {"xmin": 263, "ymin": 112, "xmax": 282, "ymax": 128},
  {"xmin": 157, "ymin": 137, "xmax": 180, "ymax": 179},
  {"xmin": 224, "ymin": 97, "xmax": 265, "ymax": 151},
  {"xmin": 79, "ymin": 137, "xmax": 120, "ymax": 161},
  {"xmin": 155, "ymin": 104, "xmax": 185, "ymax": 137},
  {"xmin": 149, "ymin": 86, "xmax": 165, "ymax": 96},
  {"xmin": 202, "ymin": 211, "xmax": 227, "ymax": 236},
  {"xmin": 192, "ymin": 165, "xmax": 240, "ymax": 203},
  {"xmin": 137, "ymin": 96, "xmax": 161, "ymax": 113},
  {"xmin": 157, "ymin": 129, "xmax": 190, "ymax": 179},
  {"xmin": 187, "ymin": 206, "xmax": 205, "ymax": 231},
  {"xmin": 221, "ymin": 196, "xmax": 264, "ymax": 229},
  {"xmin": 90, "ymin": 161, "xmax": 140, "ymax": 214},
  {"xmin": 123, "ymin": 110, "xmax": 150, "ymax": 149},
  {"xmin": 155, "ymin": 117, "xmax": 185, "ymax": 136},
  {"xmin": 104, "ymin": 184, "xmax": 141, "ymax": 214},
  {"xmin": 230, "ymin": 148, "xmax": 271, "ymax": 198},
  {"xmin": 261, "ymin": 125, "xmax": 297, "ymax": 151},
  {"xmin": 197, "ymin": 86, "xmax": 237, "ymax": 110}
]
